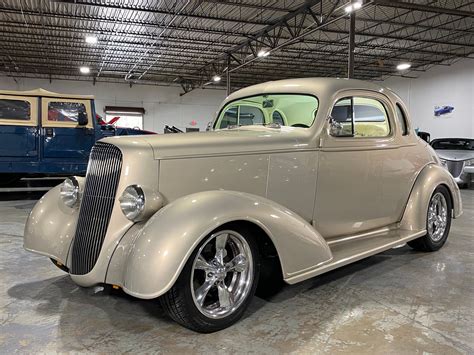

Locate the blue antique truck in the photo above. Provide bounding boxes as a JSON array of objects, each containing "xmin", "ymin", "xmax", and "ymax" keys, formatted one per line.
[{"xmin": 0, "ymin": 88, "xmax": 153, "ymax": 185}]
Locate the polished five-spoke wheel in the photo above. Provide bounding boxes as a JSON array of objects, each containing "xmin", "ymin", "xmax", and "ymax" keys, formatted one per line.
[
  {"xmin": 160, "ymin": 226, "xmax": 259, "ymax": 333},
  {"xmin": 427, "ymin": 192, "xmax": 448, "ymax": 242},
  {"xmin": 408, "ymin": 185, "xmax": 452, "ymax": 252},
  {"xmin": 191, "ymin": 231, "xmax": 253, "ymax": 319}
]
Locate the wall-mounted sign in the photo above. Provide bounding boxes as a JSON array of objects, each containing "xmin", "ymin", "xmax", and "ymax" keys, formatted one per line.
[{"xmin": 434, "ymin": 105, "xmax": 454, "ymax": 118}]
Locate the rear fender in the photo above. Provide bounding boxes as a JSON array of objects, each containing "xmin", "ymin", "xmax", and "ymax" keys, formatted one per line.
[
  {"xmin": 400, "ymin": 163, "xmax": 462, "ymax": 231},
  {"xmin": 106, "ymin": 190, "xmax": 332, "ymax": 299}
]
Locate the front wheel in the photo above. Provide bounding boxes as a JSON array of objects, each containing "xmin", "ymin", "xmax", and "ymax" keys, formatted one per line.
[
  {"xmin": 408, "ymin": 185, "xmax": 452, "ymax": 252},
  {"xmin": 160, "ymin": 227, "xmax": 260, "ymax": 333}
]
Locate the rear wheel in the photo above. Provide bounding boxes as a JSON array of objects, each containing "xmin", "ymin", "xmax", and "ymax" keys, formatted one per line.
[
  {"xmin": 160, "ymin": 227, "xmax": 260, "ymax": 333},
  {"xmin": 408, "ymin": 185, "xmax": 452, "ymax": 252}
]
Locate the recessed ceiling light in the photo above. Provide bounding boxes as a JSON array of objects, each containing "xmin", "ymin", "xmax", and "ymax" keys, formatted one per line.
[
  {"xmin": 80, "ymin": 66, "xmax": 90, "ymax": 74},
  {"xmin": 396, "ymin": 63, "xmax": 411, "ymax": 70},
  {"xmin": 85, "ymin": 35, "xmax": 98, "ymax": 44},
  {"xmin": 212, "ymin": 75, "xmax": 221, "ymax": 82},
  {"xmin": 257, "ymin": 49, "xmax": 270, "ymax": 58}
]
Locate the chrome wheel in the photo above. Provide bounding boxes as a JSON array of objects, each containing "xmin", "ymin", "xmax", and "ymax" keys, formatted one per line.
[
  {"xmin": 427, "ymin": 192, "xmax": 448, "ymax": 242},
  {"xmin": 190, "ymin": 230, "xmax": 253, "ymax": 319}
]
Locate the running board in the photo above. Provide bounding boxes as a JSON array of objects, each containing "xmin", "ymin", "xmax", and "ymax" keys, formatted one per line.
[{"xmin": 285, "ymin": 229, "xmax": 426, "ymax": 284}]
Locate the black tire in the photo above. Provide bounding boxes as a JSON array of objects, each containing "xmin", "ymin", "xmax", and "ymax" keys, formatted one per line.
[
  {"xmin": 160, "ymin": 225, "xmax": 260, "ymax": 333},
  {"xmin": 408, "ymin": 185, "xmax": 452, "ymax": 252}
]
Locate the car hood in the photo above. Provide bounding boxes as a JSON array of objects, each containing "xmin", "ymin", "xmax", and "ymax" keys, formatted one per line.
[
  {"xmin": 104, "ymin": 126, "xmax": 310, "ymax": 159},
  {"xmin": 434, "ymin": 149, "xmax": 474, "ymax": 161}
]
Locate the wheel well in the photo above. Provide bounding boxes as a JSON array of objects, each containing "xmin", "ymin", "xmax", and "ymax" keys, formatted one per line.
[{"xmin": 218, "ymin": 220, "xmax": 284, "ymax": 295}]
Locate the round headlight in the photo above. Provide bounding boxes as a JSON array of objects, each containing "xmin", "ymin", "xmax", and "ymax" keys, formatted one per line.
[
  {"xmin": 60, "ymin": 177, "xmax": 80, "ymax": 208},
  {"xmin": 119, "ymin": 185, "xmax": 145, "ymax": 221}
]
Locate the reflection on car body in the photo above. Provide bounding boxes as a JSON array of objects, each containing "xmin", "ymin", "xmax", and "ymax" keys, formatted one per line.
[{"xmin": 24, "ymin": 78, "xmax": 462, "ymax": 332}]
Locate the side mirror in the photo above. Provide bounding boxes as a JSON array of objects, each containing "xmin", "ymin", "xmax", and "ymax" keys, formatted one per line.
[
  {"xmin": 417, "ymin": 131, "xmax": 430, "ymax": 143},
  {"xmin": 78, "ymin": 111, "xmax": 88, "ymax": 126},
  {"xmin": 328, "ymin": 115, "xmax": 343, "ymax": 136}
]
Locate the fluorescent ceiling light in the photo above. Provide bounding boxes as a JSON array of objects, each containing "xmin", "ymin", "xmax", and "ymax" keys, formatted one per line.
[
  {"xmin": 257, "ymin": 49, "xmax": 270, "ymax": 58},
  {"xmin": 85, "ymin": 35, "xmax": 98, "ymax": 44},
  {"xmin": 80, "ymin": 66, "xmax": 90, "ymax": 74},
  {"xmin": 396, "ymin": 63, "xmax": 411, "ymax": 70},
  {"xmin": 212, "ymin": 75, "xmax": 221, "ymax": 82},
  {"xmin": 345, "ymin": 1, "xmax": 362, "ymax": 13}
]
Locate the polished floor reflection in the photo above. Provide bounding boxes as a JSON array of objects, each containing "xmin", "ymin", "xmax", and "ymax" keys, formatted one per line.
[{"xmin": 0, "ymin": 190, "xmax": 473, "ymax": 353}]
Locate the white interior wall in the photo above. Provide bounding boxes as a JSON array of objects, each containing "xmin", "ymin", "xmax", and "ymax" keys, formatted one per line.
[
  {"xmin": 383, "ymin": 59, "xmax": 474, "ymax": 139},
  {"xmin": 0, "ymin": 76, "xmax": 227, "ymax": 132},
  {"xmin": 1, "ymin": 58, "xmax": 473, "ymax": 138}
]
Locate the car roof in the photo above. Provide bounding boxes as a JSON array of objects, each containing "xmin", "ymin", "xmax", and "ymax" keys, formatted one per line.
[
  {"xmin": 0, "ymin": 88, "xmax": 94, "ymax": 100},
  {"xmin": 224, "ymin": 77, "xmax": 397, "ymax": 104}
]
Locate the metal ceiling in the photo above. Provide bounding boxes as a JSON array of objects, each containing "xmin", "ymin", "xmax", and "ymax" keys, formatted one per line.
[{"xmin": 0, "ymin": 0, "xmax": 473, "ymax": 93}]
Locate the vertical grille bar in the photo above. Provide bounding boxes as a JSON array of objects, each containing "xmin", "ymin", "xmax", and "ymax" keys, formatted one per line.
[
  {"xmin": 446, "ymin": 160, "xmax": 464, "ymax": 178},
  {"xmin": 71, "ymin": 143, "xmax": 122, "ymax": 275}
]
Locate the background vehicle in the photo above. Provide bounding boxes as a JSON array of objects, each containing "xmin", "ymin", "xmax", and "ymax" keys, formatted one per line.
[
  {"xmin": 0, "ymin": 88, "xmax": 154, "ymax": 185},
  {"xmin": 431, "ymin": 138, "xmax": 474, "ymax": 187},
  {"xmin": 24, "ymin": 78, "xmax": 462, "ymax": 333}
]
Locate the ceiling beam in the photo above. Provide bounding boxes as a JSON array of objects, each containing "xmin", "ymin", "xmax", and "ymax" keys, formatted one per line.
[{"xmin": 374, "ymin": 0, "xmax": 474, "ymax": 18}]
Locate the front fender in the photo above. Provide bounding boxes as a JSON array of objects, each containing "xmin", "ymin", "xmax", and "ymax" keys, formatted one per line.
[
  {"xmin": 23, "ymin": 180, "xmax": 83, "ymax": 265},
  {"xmin": 401, "ymin": 163, "xmax": 462, "ymax": 231},
  {"xmin": 106, "ymin": 190, "xmax": 332, "ymax": 299}
]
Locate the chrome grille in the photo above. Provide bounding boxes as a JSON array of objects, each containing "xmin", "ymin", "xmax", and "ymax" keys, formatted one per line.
[
  {"xmin": 446, "ymin": 160, "xmax": 464, "ymax": 178},
  {"xmin": 70, "ymin": 142, "xmax": 122, "ymax": 275}
]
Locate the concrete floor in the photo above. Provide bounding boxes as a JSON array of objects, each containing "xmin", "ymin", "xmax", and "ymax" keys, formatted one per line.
[{"xmin": 0, "ymin": 191, "xmax": 473, "ymax": 354}]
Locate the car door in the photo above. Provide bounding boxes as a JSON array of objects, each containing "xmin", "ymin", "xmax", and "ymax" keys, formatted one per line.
[
  {"xmin": 0, "ymin": 94, "xmax": 38, "ymax": 159},
  {"xmin": 41, "ymin": 97, "xmax": 95, "ymax": 163},
  {"xmin": 314, "ymin": 91, "xmax": 398, "ymax": 239}
]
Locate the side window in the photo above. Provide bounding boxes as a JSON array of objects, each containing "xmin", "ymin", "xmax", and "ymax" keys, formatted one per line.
[
  {"xmin": 0, "ymin": 99, "xmax": 30, "ymax": 121},
  {"xmin": 353, "ymin": 97, "xmax": 390, "ymax": 137},
  {"xmin": 238, "ymin": 105, "xmax": 264, "ymax": 126},
  {"xmin": 395, "ymin": 103, "xmax": 408, "ymax": 135},
  {"xmin": 47, "ymin": 102, "xmax": 86, "ymax": 123},
  {"xmin": 330, "ymin": 97, "xmax": 390, "ymax": 138},
  {"xmin": 330, "ymin": 98, "xmax": 353, "ymax": 137},
  {"xmin": 42, "ymin": 98, "xmax": 92, "ymax": 128}
]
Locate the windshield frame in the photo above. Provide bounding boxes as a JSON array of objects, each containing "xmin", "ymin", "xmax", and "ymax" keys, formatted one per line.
[{"xmin": 213, "ymin": 92, "xmax": 319, "ymax": 130}]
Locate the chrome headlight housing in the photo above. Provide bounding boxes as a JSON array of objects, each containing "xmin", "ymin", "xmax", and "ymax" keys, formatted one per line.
[
  {"xmin": 60, "ymin": 177, "xmax": 80, "ymax": 208},
  {"xmin": 465, "ymin": 159, "xmax": 474, "ymax": 166},
  {"xmin": 119, "ymin": 185, "xmax": 146, "ymax": 221}
]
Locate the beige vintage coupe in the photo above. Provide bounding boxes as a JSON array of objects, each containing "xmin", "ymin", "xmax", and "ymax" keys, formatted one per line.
[{"xmin": 24, "ymin": 78, "xmax": 462, "ymax": 332}]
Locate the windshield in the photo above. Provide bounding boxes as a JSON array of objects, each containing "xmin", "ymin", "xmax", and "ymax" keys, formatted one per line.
[
  {"xmin": 214, "ymin": 94, "xmax": 318, "ymax": 129},
  {"xmin": 431, "ymin": 139, "xmax": 474, "ymax": 150}
]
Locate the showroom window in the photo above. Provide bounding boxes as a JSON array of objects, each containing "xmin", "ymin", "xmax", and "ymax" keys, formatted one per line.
[
  {"xmin": 48, "ymin": 101, "xmax": 86, "ymax": 123},
  {"xmin": 104, "ymin": 106, "xmax": 145, "ymax": 129},
  {"xmin": 330, "ymin": 97, "xmax": 390, "ymax": 138},
  {"xmin": 0, "ymin": 98, "xmax": 31, "ymax": 120},
  {"xmin": 395, "ymin": 103, "xmax": 409, "ymax": 135}
]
